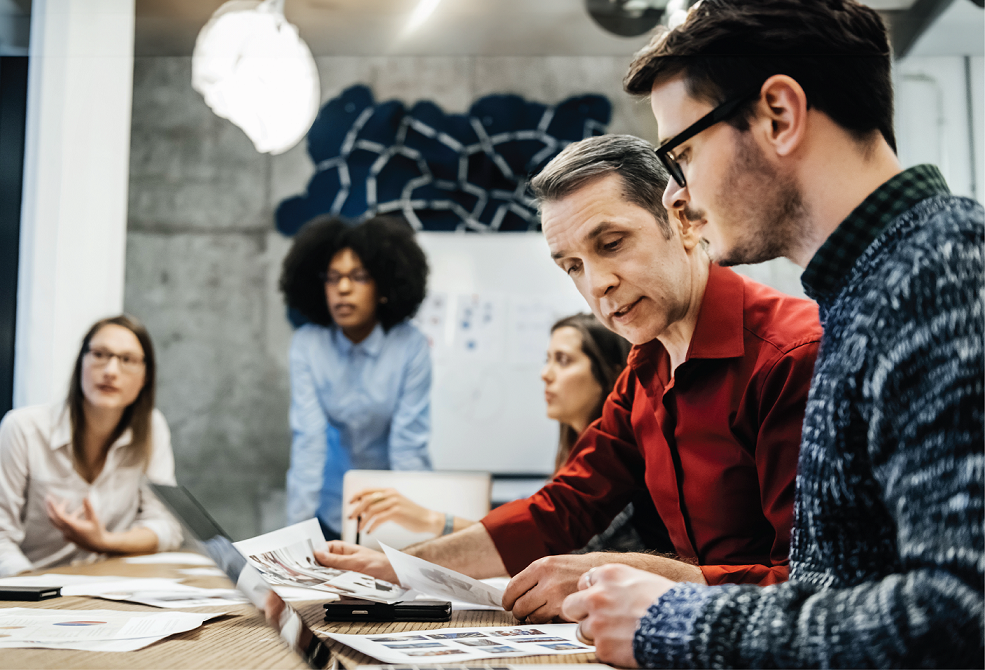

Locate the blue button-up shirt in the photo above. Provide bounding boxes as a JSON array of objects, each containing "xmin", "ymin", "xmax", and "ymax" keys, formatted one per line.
[{"xmin": 286, "ymin": 321, "xmax": 432, "ymax": 533}]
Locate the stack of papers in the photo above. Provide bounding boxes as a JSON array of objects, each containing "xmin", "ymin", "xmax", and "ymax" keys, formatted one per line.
[
  {"xmin": 234, "ymin": 520, "xmax": 408, "ymax": 603},
  {"xmin": 324, "ymin": 623, "xmax": 593, "ymax": 664},
  {"xmin": 0, "ymin": 607, "xmax": 221, "ymax": 652}
]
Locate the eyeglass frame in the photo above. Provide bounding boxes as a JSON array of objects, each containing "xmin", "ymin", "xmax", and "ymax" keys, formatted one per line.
[
  {"xmin": 84, "ymin": 347, "xmax": 146, "ymax": 372},
  {"xmin": 318, "ymin": 269, "xmax": 374, "ymax": 287},
  {"xmin": 654, "ymin": 86, "xmax": 763, "ymax": 188}
]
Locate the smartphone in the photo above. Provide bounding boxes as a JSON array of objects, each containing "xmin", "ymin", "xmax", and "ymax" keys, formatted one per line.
[
  {"xmin": 0, "ymin": 586, "xmax": 61, "ymax": 601},
  {"xmin": 323, "ymin": 598, "xmax": 451, "ymax": 622}
]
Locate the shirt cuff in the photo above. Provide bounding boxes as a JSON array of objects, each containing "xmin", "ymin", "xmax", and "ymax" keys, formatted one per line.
[
  {"xmin": 0, "ymin": 550, "xmax": 33, "ymax": 578},
  {"xmin": 633, "ymin": 581, "xmax": 719, "ymax": 669},
  {"xmin": 133, "ymin": 518, "xmax": 183, "ymax": 553}
]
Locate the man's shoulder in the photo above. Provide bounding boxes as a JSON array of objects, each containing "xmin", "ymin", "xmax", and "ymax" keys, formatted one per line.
[{"xmin": 736, "ymin": 273, "xmax": 823, "ymax": 355}]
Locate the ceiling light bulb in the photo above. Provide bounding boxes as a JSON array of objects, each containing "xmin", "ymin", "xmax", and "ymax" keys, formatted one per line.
[{"xmin": 192, "ymin": 0, "xmax": 320, "ymax": 155}]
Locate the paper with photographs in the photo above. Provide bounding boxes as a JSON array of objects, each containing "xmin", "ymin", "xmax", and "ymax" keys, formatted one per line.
[
  {"xmin": 379, "ymin": 543, "xmax": 503, "ymax": 609},
  {"xmin": 323, "ymin": 623, "xmax": 593, "ymax": 664},
  {"xmin": 233, "ymin": 519, "xmax": 408, "ymax": 603}
]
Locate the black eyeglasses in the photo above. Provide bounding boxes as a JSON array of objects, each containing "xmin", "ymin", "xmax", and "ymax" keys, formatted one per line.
[{"xmin": 655, "ymin": 87, "xmax": 762, "ymax": 188}]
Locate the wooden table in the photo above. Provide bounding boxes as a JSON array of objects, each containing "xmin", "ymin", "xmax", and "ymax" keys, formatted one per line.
[{"xmin": 0, "ymin": 557, "xmax": 601, "ymax": 669}]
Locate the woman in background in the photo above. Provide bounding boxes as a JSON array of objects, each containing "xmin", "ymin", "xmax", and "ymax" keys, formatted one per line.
[
  {"xmin": 0, "ymin": 315, "xmax": 182, "ymax": 577},
  {"xmin": 349, "ymin": 313, "xmax": 669, "ymax": 553},
  {"xmin": 279, "ymin": 215, "xmax": 432, "ymax": 541}
]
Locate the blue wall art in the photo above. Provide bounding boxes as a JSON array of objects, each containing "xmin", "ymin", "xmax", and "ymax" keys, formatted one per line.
[{"xmin": 275, "ymin": 85, "xmax": 611, "ymax": 234}]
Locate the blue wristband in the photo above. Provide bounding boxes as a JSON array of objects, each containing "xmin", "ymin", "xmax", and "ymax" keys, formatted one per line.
[{"xmin": 441, "ymin": 512, "xmax": 454, "ymax": 536}]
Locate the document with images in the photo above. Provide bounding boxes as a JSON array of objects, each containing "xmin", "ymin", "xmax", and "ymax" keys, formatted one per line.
[
  {"xmin": 323, "ymin": 623, "xmax": 593, "ymax": 664},
  {"xmin": 380, "ymin": 543, "xmax": 504, "ymax": 609},
  {"xmin": 234, "ymin": 519, "xmax": 408, "ymax": 603}
]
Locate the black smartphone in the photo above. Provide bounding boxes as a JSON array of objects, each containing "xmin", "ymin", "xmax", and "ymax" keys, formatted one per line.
[
  {"xmin": 323, "ymin": 598, "xmax": 451, "ymax": 622},
  {"xmin": 0, "ymin": 586, "xmax": 61, "ymax": 601}
]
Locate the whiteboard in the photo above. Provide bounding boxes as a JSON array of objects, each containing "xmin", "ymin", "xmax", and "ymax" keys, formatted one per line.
[{"xmin": 413, "ymin": 232, "xmax": 587, "ymax": 475}]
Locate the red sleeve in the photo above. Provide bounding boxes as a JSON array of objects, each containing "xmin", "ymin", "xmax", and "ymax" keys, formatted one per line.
[
  {"xmin": 481, "ymin": 368, "xmax": 647, "ymax": 576},
  {"xmin": 702, "ymin": 339, "xmax": 818, "ymax": 587}
]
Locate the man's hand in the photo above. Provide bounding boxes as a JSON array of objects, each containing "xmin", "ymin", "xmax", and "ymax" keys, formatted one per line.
[
  {"xmin": 45, "ymin": 496, "xmax": 110, "ymax": 553},
  {"xmin": 561, "ymin": 564, "xmax": 675, "ymax": 668},
  {"xmin": 313, "ymin": 540, "xmax": 399, "ymax": 584},
  {"xmin": 502, "ymin": 553, "xmax": 609, "ymax": 622}
]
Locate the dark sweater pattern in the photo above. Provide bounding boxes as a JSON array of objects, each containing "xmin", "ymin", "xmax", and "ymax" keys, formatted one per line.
[{"xmin": 634, "ymin": 194, "xmax": 984, "ymax": 668}]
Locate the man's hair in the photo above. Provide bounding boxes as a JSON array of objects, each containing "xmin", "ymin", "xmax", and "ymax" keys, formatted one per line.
[
  {"xmin": 624, "ymin": 0, "xmax": 896, "ymax": 152},
  {"xmin": 279, "ymin": 214, "xmax": 429, "ymax": 330},
  {"xmin": 530, "ymin": 134, "xmax": 672, "ymax": 239}
]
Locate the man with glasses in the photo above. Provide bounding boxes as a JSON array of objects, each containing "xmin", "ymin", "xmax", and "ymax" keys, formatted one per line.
[
  {"xmin": 560, "ymin": 1, "xmax": 983, "ymax": 667},
  {"xmin": 315, "ymin": 133, "xmax": 822, "ymax": 622}
]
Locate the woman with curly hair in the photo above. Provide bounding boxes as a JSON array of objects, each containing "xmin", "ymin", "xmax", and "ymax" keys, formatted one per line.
[{"xmin": 279, "ymin": 214, "xmax": 432, "ymax": 540}]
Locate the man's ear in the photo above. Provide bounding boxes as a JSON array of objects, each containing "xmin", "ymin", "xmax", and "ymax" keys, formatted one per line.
[
  {"xmin": 674, "ymin": 211, "xmax": 702, "ymax": 250},
  {"xmin": 757, "ymin": 74, "xmax": 808, "ymax": 158}
]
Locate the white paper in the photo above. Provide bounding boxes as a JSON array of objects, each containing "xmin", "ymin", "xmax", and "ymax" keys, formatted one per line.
[
  {"xmin": 0, "ymin": 608, "xmax": 219, "ymax": 644},
  {"xmin": 0, "ymin": 574, "xmax": 118, "ymax": 589},
  {"xmin": 123, "ymin": 552, "xmax": 215, "ymax": 566},
  {"xmin": 178, "ymin": 567, "xmax": 226, "ymax": 577},
  {"xmin": 322, "ymin": 622, "xmax": 593, "ymax": 664},
  {"xmin": 379, "ymin": 543, "xmax": 504, "ymax": 609},
  {"xmin": 272, "ymin": 585, "xmax": 341, "ymax": 602},
  {"xmin": 234, "ymin": 520, "xmax": 407, "ymax": 603},
  {"xmin": 60, "ymin": 577, "xmax": 186, "ymax": 597}
]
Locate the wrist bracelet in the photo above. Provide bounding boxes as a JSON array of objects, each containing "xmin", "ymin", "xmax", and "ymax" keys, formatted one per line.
[{"xmin": 441, "ymin": 512, "xmax": 454, "ymax": 536}]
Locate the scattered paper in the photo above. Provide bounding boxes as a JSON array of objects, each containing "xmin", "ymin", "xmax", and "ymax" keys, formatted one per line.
[
  {"xmin": 234, "ymin": 520, "xmax": 407, "ymax": 603},
  {"xmin": 123, "ymin": 552, "xmax": 215, "ymax": 566},
  {"xmin": 0, "ymin": 574, "xmax": 118, "ymax": 589},
  {"xmin": 178, "ymin": 567, "xmax": 226, "ymax": 577},
  {"xmin": 379, "ymin": 543, "xmax": 503, "ymax": 610},
  {"xmin": 56, "ymin": 577, "xmax": 246, "ymax": 609},
  {"xmin": 322, "ymin": 623, "xmax": 592, "ymax": 664},
  {"xmin": 0, "ymin": 607, "xmax": 221, "ymax": 651},
  {"xmin": 60, "ymin": 578, "xmax": 186, "ymax": 597}
]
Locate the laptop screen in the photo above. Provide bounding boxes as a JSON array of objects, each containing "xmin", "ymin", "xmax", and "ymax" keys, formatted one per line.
[{"xmin": 149, "ymin": 483, "xmax": 334, "ymax": 669}]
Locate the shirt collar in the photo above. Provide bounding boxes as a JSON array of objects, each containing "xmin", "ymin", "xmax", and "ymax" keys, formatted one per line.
[
  {"xmin": 333, "ymin": 322, "xmax": 385, "ymax": 357},
  {"xmin": 801, "ymin": 164, "xmax": 949, "ymax": 301},
  {"xmin": 628, "ymin": 262, "xmax": 745, "ymax": 370}
]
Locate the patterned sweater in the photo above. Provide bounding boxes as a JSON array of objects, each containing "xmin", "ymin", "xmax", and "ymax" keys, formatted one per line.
[{"xmin": 633, "ymin": 192, "xmax": 985, "ymax": 667}]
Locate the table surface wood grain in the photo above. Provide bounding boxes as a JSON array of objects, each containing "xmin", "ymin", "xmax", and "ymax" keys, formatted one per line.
[{"xmin": 0, "ymin": 556, "xmax": 602, "ymax": 669}]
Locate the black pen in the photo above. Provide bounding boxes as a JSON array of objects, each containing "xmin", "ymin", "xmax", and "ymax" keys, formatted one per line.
[{"xmin": 355, "ymin": 515, "xmax": 361, "ymax": 545}]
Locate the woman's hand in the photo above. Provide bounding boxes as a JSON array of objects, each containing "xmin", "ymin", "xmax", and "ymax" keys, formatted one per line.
[
  {"xmin": 45, "ymin": 495, "xmax": 111, "ymax": 554},
  {"xmin": 561, "ymin": 564, "xmax": 675, "ymax": 668},
  {"xmin": 348, "ymin": 487, "xmax": 442, "ymax": 535}
]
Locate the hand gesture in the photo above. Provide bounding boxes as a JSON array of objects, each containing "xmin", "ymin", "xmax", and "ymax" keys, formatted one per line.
[
  {"xmin": 561, "ymin": 564, "xmax": 675, "ymax": 667},
  {"xmin": 348, "ymin": 487, "xmax": 441, "ymax": 535},
  {"xmin": 313, "ymin": 540, "xmax": 399, "ymax": 584},
  {"xmin": 45, "ymin": 495, "xmax": 110, "ymax": 554},
  {"xmin": 502, "ymin": 553, "xmax": 608, "ymax": 622}
]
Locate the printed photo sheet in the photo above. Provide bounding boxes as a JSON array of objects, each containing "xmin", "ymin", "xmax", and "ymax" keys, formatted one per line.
[
  {"xmin": 380, "ymin": 543, "xmax": 504, "ymax": 609},
  {"xmin": 323, "ymin": 623, "xmax": 593, "ymax": 664},
  {"xmin": 233, "ymin": 519, "xmax": 407, "ymax": 603}
]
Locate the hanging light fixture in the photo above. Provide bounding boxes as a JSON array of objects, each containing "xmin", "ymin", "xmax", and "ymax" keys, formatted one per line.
[{"xmin": 192, "ymin": 0, "xmax": 320, "ymax": 155}]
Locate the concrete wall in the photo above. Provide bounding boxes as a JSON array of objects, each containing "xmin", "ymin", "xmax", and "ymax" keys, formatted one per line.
[{"xmin": 124, "ymin": 56, "xmax": 806, "ymax": 540}]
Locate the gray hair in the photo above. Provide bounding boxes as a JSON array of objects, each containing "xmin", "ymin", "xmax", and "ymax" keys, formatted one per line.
[{"xmin": 530, "ymin": 134, "xmax": 672, "ymax": 239}]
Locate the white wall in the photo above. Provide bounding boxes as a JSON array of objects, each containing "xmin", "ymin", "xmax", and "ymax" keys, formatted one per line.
[{"xmin": 14, "ymin": 0, "xmax": 135, "ymax": 407}]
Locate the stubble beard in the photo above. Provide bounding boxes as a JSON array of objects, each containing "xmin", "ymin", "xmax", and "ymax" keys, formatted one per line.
[{"xmin": 710, "ymin": 131, "xmax": 807, "ymax": 267}]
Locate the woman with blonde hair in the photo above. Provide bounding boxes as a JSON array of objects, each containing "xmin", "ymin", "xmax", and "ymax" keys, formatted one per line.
[{"xmin": 0, "ymin": 315, "xmax": 181, "ymax": 576}]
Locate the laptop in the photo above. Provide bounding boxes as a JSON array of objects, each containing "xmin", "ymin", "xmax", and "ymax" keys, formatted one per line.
[{"xmin": 149, "ymin": 483, "xmax": 611, "ymax": 670}]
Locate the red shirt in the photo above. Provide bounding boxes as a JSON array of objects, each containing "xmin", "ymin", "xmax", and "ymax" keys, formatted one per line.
[{"xmin": 482, "ymin": 264, "xmax": 821, "ymax": 586}]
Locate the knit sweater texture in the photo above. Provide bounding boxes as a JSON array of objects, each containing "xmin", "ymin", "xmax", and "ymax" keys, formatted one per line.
[{"xmin": 634, "ymin": 194, "xmax": 985, "ymax": 668}]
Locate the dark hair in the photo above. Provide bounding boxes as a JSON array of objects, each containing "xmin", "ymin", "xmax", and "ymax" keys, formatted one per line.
[
  {"xmin": 551, "ymin": 313, "xmax": 631, "ymax": 472},
  {"xmin": 67, "ymin": 315, "xmax": 156, "ymax": 482},
  {"xmin": 624, "ymin": 0, "xmax": 896, "ymax": 152},
  {"xmin": 279, "ymin": 215, "xmax": 429, "ymax": 330},
  {"xmin": 531, "ymin": 135, "xmax": 673, "ymax": 239}
]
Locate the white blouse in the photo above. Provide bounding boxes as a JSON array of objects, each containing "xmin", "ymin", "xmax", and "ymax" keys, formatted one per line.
[{"xmin": 0, "ymin": 403, "xmax": 183, "ymax": 577}]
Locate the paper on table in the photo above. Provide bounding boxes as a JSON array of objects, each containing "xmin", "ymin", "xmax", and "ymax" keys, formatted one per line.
[
  {"xmin": 60, "ymin": 577, "xmax": 186, "ymax": 597},
  {"xmin": 379, "ymin": 543, "xmax": 504, "ymax": 610},
  {"xmin": 0, "ymin": 574, "xmax": 118, "ymax": 589},
  {"xmin": 322, "ymin": 622, "xmax": 593, "ymax": 664},
  {"xmin": 123, "ymin": 552, "xmax": 215, "ymax": 566},
  {"xmin": 0, "ymin": 607, "xmax": 220, "ymax": 644},
  {"xmin": 234, "ymin": 519, "xmax": 407, "ymax": 603},
  {"xmin": 178, "ymin": 567, "xmax": 226, "ymax": 577}
]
